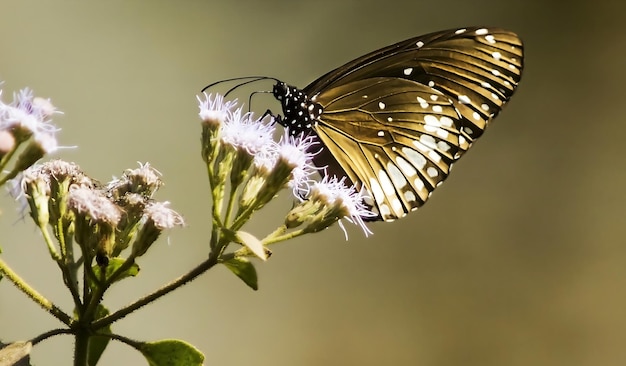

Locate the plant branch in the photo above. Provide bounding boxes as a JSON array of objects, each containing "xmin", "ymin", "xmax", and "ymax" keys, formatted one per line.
[
  {"xmin": 91, "ymin": 250, "xmax": 220, "ymax": 330},
  {"xmin": 0, "ymin": 257, "xmax": 74, "ymax": 327}
]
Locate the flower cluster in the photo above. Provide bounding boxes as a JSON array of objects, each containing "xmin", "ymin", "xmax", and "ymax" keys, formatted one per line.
[
  {"xmin": 197, "ymin": 93, "xmax": 374, "ymax": 243},
  {"xmin": 0, "ymin": 86, "xmax": 61, "ymax": 187},
  {"xmin": 19, "ymin": 160, "xmax": 184, "ymax": 266}
]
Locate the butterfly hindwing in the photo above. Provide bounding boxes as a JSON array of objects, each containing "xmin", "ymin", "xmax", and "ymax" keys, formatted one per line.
[{"xmin": 313, "ymin": 78, "xmax": 464, "ymax": 220}]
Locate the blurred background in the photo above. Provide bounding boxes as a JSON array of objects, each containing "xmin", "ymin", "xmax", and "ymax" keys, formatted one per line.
[{"xmin": 1, "ymin": 1, "xmax": 625, "ymax": 365}]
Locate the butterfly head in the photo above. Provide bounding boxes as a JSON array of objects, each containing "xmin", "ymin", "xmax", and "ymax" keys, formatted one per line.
[{"xmin": 272, "ymin": 81, "xmax": 323, "ymax": 137}]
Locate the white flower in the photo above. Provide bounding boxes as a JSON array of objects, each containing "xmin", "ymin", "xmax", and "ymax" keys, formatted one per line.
[
  {"xmin": 221, "ymin": 106, "xmax": 275, "ymax": 155},
  {"xmin": 0, "ymin": 88, "xmax": 59, "ymax": 135},
  {"xmin": 276, "ymin": 131, "xmax": 319, "ymax": 197},
  {"xmin": 197, "ymin": 92, "xmax": 237, "ymax": 126},
  {"xmin": 309, "ymin": 176, "xmax": 376, "ymax": 238}
]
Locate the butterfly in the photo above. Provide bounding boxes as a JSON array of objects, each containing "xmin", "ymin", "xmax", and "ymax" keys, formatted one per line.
[{"xmin": 210, "ymin": 27, "xmax": 524, "ymax": 221}]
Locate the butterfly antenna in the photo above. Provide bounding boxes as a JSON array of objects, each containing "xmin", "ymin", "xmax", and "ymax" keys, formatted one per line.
[
  {"xmin": 247, "ymin": 90, "xmax": 273, "ymax": 113},
  {"xmin": 201, "ymin": 76, "xmax": 279, "ymax": 94}
]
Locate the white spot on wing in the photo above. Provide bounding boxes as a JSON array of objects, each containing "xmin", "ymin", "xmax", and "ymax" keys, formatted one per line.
[
  {"xmin": 428, "ymin": 150, "xmax": 441, "ymax": 163},
  {"xmin": 424, "ymin": 125, "xmax": 437, "ymax": 133},
  {"xmin": 459, "ymin": 135, "xmax": 467, "ymax": 145},
  {"xmin": 417, "ymin": 96, "xmax": 429, "ymax": 108},
  {"xmin": 402, "ymin": 147, "xmax": 427, "ymax": 169},
  {"xmin": 377, "ymin": 131, "xmax": 385, "ymax": 137},
  {"xmin": 485, "ymin": 35, "xmax": 496, "ymax": 44},
  {"xmin": 379, "ymin": 204, "xmax": 391, "ymax": 217},
  {"xmin": 476, "ymin": 28, "xmax": 488, "ymax": 35},
  {"xmin": 492, "ymin": 51, "xmax": 502, "ymax": 60},
  {"xmin": 369, "ymin": 178, "xmax": 385, "ymax": 203},
  {"xmin": 413, "ymin": 141, "xmax": 430, "ymax": 153},
  {"xmin": 458, "ymin": 95, "xmax": 471, "ymax": 104},
  {"xmin": 436, "ymin": 128, "xmax": 449, "ymax": 139},
  {"xmin": 416, "ymin": 41, "xmax": 424, "ymax": 48},
  {"xmin": 427, "ymin": 167, "xmax": 438, "ymax": 177},
  {"xmin": 455, "ymin": 28, "xmax": 467, "ymax": 34},
  {"xmin": 396, "ymin": 156, "xmax": 417, "ymax": 178},
  {"xmin": 403, "ymin": 67, "xmax": 413, "ymax": 75},
  {"xmin": 378, "ymin": 170, "xmax": 395, "ymax": 196},
  {"xmin": 387, "ymin": 163, "xmax": 407, "ymax": 189},
  {"xmin": 391, "ymin": 197, "xmax": 402, "ymax": 214},
  {"xmin": 378, "ymin": 101, "xmax": 386, "ymax": 109},
  {"xmin": 437, "ymin": 141, "xmax": 451, "ymax": 152},
  {"xmin": 404, "ymin": 190, "xmax": 416, "ymax": 202},
  {"xmin": 432, "ymin": 105, "xmax": 443, "ymax": 113},
  {"xmin": 424, "ymin": 115, "xmax": 441, "ymax": 127},
  {"xmin": 419, "ymin": 135, "xmax": 437, "ymax": 150},
  {"xmin": 414, "ymin": 178, "xmax": 425, "ymax": 190},
  {"xmin": 440, "ymin": 116, "xmax": 454, "ymax": 127}
]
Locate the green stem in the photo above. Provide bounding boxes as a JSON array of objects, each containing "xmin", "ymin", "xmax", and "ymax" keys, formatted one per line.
[
  {"xmin": 107, "ymin": 333, "xmax": 141, "ymax": 349},
  {"xmin": 39, "ymin": 224, "xmax": 62, "ymax": 261},
  {"xmin": 223, "ymin": 182, "xmax": 239, "ymax": 228},
  {"xmin": 229, "ymin": 202, "xmax": 256, "ymax": 233},
  {"xmin": 262, "ymin": 228, "xmax": 307, "ymax": 245},
  {"xmin": 207, "ymin": 160, "xmax": 220, "ymax": 250},
  {"xmin": 0, "ymin": 151, "xmax": 14, "ymax": 172},
  {"xmin": 0, "ymin": 257, "xmax": 74, "ymax": 326},
  {"xmin": 0, "ymin": 165, "xmax": 25, "ymax": 186},
  {"xmin": 91, "ymin": 250, "xmax": 221, "ymax": 330},
  {"xmin": 39, "ymin": 223, "xmax": 82, "ymax": 309},
  {"xmin": 73, "ymin": 327, "xmax": 90, "ymax": 366},
  {"xmin": 0, "ymin": 139, "xmax": 23, "ymax": 173},
  {"xmin": 31, "ymin": 328, "xmax": 73, "ymax": 346}
]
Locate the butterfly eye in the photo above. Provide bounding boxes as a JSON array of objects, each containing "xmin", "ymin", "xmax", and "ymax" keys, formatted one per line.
[{"xmin": 272, "ymin": 82, "xmax": 289, "ymax": 100}]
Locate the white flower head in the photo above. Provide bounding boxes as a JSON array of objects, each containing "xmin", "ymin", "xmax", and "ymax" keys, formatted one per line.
[
  {"xmin": 310, "ymin": 175, "xmax": 376, "ymax": 239},
  {"xmin": 0, "ymin": 88, "xmax": 60, "ymax": 135},
  {"xmin": 197, "ymin": 92, "xmax": 237, "ymax": 126},
  {"xmin": 221, "ymin": 106, "xmax": 276, "ymax": 155},
  {"xmin": 276, "ymin": 131, "xmax": 320, "ymax": 196}
]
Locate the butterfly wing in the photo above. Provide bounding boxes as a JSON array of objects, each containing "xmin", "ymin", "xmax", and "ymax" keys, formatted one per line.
[{"xmin": 306, "ymin": 27, "xmax": 524, "ymax": 221}]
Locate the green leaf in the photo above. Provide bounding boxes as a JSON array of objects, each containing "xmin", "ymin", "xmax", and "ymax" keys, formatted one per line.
[
  {"xmin": 235, "ymin": 230, "xmax": 267, "ymax": 261},
  {"xmin": 0, "ymin": 341, "xmax": 32, "ymax": 366},
  {"xmin": 138, "ymin": 339, "xmax": 204, "ymax": 366},
  {"xmin": 88, "ymin": 305, "xmax": 112, "ymax": 366},
  {"xmin": 222, "ymin": 257, "xmax": 258, "ymax": 290},
  {"xmin": 90, "ymin": 257, "xmax": 140, "ymax": 291}
]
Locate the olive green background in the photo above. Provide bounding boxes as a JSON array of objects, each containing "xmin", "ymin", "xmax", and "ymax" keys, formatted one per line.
[{"xmin": 1, "ymin": 1, "xmax": 624, "ymax": 365}]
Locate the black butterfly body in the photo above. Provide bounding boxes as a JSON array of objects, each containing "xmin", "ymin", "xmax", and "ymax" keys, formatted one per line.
[{"xmin": 271, "ymin": 26, "xmax": 524, "ymax": 221}]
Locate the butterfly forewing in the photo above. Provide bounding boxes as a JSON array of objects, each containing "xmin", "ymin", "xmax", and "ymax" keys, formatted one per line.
[
  {"xmin": 305, "ymin": 27, "xmax": 523, "ymax": 143},
  {"xmin": 273, "ymin": 26, "xmax": 523, "ymax": 221}
]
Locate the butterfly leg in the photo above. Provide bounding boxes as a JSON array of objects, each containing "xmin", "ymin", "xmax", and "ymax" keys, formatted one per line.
[{"xmin": 260, "ymin": 109, "xmax": 282, "ymax": 125}]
